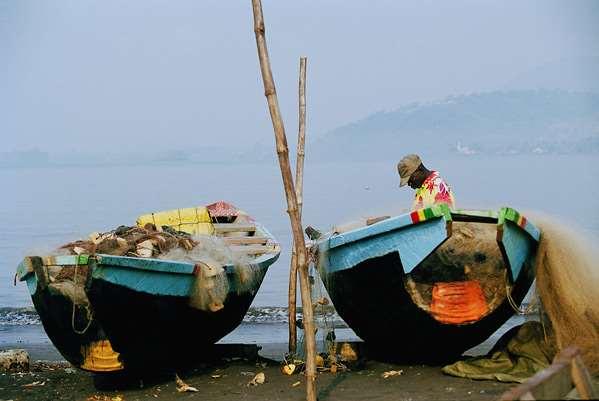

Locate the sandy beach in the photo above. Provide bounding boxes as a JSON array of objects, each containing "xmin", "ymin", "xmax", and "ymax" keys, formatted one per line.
[
  {"xmin": 0, "ymin": 316, "xmax": 535, "ymax": 401},
  {"xmin": 1, "ymin": 353, "xmax": 516, "ymax": 401}
]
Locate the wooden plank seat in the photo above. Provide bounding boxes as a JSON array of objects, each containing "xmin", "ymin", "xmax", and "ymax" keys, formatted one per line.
[
  {"xmin": 213, "ymin": 223, "xmax": 256, "ymax": 234},
  {"xmin": 229, "ymin": 245, "xmax": 277, "ymax": 255},
  {"xmin": 223, "ymin": 237, "xmax": 269, "ymax": 245}
]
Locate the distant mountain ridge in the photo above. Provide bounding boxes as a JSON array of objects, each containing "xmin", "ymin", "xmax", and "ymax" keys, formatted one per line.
[
  {"xmin": 308, "ymin": 90, "xmax": 599, "ymax": 161},
  {"xmin": 4, "ymin": 90, "xmax": 597, "ymax": 168}
]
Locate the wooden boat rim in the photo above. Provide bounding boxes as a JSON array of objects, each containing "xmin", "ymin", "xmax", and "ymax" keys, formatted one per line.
[
  {"xmin": 323, "ymin": 206, "xmax": 539, "ymax": 251},
  {"xmin": 96, "ymin": 248, "xmax": 280, "ymax": 275},
  {"xmin": 17, "ymin": 227, "xmax": 281, "ymax": 282},
  {"xmin": 326, "ymin": 204, "xmax": 452, "ymax": 249},
  {"xmin": 17, "ymin": 249, "xmax": 280, "ymax": 282}
]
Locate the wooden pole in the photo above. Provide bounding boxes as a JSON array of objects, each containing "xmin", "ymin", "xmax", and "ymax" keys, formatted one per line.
[
  {"xmin": 296, "ymin": 56, "xmax": 307, "ymax": 219},
  {"xmin": 288, "ymin": 56, "xmax": 307, "ymax": 355},
  {"xmin": 250, "ymin": 3, "xmax": 317, "ymax": 400}
]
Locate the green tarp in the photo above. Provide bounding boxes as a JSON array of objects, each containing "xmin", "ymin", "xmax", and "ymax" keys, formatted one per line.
[{"xmin": 442, "ymin": 322, "xmax": 554, "ymax": 383}]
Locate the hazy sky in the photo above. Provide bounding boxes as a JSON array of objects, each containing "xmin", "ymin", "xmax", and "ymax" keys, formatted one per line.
[{"xmin": 2, "ymin": 0, "xmax": 598, "ymax": 152}]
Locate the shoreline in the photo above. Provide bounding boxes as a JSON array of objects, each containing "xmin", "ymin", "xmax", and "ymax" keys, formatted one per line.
[
  {"xmin": 0, "ymin": 316, "xmax": 536, "ymax": 400},
  {"xmin": 0, "ymin": 315, "xmax": 531, "ymax": 363}
]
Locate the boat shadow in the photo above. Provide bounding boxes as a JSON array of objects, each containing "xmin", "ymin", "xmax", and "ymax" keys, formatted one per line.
[{"xmin": 92, "ymin": 343, "xmax": 265, "ymax": 391}]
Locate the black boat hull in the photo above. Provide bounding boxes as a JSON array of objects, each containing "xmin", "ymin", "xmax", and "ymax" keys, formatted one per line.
[
  {"xmin": 87, "ymin": 269, "xmax": 267, "ymax": 372},
  {"xmin": 322, "ymin": 251, "xmax": 535, "ymax": 362}
]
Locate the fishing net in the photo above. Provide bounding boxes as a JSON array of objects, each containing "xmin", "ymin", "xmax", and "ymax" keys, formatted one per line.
[
  {"xmin": 294, "ymin": 264, "xmax": 340, "ymax": 372},
  {"xmin": 161, "ymin": 235, "xmax": 257, "ymax": 312},
  {"xmin": 44, "ymin": 262, "xmax": 94, "ymax": 335},
  {"xmin": 532, "ymin": 215, "xmax": 599, "ymax": 373},
  {"xmin": 187, "ymin": 257, "xmax": 230, "ymax": 312},
  {"xmin": 49, "ymin": 280, "xmax": 89, "ymax": 306},
  {"xmin": 58, "ymin": 225, "xmax": 197, "ymax": 258},
  {"xmin": 54, "ymin": 225, "xmax": 261, "ymax": 314}
]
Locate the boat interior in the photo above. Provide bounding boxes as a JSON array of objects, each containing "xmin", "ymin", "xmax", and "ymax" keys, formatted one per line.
[
  {"xmin": 404, "ymin": 220, "xmax": 510, "ymax": 325},
  {"xmin": 212, "ymin": 216, "xmax": 280, "ymax": 258}
]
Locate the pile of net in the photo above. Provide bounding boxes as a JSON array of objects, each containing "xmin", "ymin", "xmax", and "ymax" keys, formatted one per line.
[
  {"xmin": 58, "ymin": 225, "xmax": 199, "ymax": 258},
  {"xmin": 532, "ymin": 215, "xmax": 599, "ymax": 374},
  {"xmin": 54, "ymin": 225, "xmax": 258, "ymax": 313}
]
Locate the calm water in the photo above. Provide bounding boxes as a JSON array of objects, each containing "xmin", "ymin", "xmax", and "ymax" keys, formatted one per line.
[{"xmin": 1, "ymin": 154, "xmax": 598, "ymax": 309}]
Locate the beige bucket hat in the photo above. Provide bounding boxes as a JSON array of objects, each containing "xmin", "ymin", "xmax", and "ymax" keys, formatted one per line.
[{"xmin": 397, "ymin": 154, "xmax": 422, "ymax": 187}]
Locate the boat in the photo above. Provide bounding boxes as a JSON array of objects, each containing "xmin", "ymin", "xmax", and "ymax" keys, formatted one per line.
[
  {"xmin": 311, "ymin": 204, "xmax": 540, "ymax": 362},
  {"xmin": 86, "ymin": 201, "xmax": 280, "ymax": 371},
  {"xmin": 16, "ymin": 201, "xmax": 280, "ymax": 372}
]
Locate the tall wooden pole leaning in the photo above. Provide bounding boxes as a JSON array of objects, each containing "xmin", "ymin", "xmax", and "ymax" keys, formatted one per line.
[
  {"xmin": 288, "ymin": 56, "xmax": 307, "ymax": 355},
  {"xmin": 250, "ymin": 3, "xmax": 317, "ymax": 401}
]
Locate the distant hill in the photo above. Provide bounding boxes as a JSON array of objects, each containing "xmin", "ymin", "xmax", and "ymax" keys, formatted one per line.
[
  {"xmin": 6, "ymin": 91, "xmax": 597, "ymax": 168},
  {"xmin": 307, "ymin": 90, "xmax": 599, "ymax": 161}
]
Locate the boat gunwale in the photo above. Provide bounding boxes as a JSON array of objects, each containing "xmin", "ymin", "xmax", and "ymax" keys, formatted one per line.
[
  {"xmin": 95, "ymin": 247, "xmax": 280, "ymax": 276},
  {"xmin": 17, "ymin": 222, "xmax": 281, "ymax": 281},
  {"xmin": 326, "ymin": 204, "xmax": 452, "ymax": 250},
  {"xmin": 96, "ymin": 221, "xmax": 281, "ymax": 275},
  {"xmin": 321, "ymin": 206, "xmax": 539, "ymax": 252}
]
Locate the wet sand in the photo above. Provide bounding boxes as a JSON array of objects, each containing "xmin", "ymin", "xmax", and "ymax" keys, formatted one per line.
[
  {"xmin": 0, "ymin": 314, "xmax": 531, "ymax": 361},
  {"xmin": 0, "ymin": 334, "xmax": 526, "ymax": 401},
  {"xmin": 1, "ymin": 358, "xmax": 515, "ymax": 401},
  {"xmin": 0, "ymin": 316, "xmax": 536, "ymax": 400}
]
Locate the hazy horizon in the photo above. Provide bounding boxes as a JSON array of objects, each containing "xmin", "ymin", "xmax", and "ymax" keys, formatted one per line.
[{"xmin": 2, "ymin": 0, "xmax": 599, "ymax": 154}]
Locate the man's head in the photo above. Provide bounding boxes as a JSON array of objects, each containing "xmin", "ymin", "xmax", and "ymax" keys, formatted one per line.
[{"xmin": 397, "ymin": 154, "xmax": 427, "ymax": 189}]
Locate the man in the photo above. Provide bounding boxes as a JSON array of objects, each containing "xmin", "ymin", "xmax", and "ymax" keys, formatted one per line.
[{"xmin": 397, "ymin": 154, "xmax": 455, "ymax": 210}]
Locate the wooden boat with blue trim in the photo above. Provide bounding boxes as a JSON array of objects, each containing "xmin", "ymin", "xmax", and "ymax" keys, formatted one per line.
[
  {"xmin": 311, "ymin": 205, "xmax": 540, "ymax": 362},
  {"xmin": 16, "ymin": 201, "xmax": 280, "ymax": 372},
  {"xmin": 85, "ymin": 202, "xmax": 280, "ymax": 371}
]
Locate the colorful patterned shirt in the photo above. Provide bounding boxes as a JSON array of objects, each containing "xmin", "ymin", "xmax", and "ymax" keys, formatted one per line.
[{"xmin": 412, "ymin": 171, "xmax": 455, "ymax": 210}]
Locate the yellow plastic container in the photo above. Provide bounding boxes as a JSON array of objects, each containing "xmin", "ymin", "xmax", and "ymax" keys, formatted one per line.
[
  {"xmin": 136, "ymin": 207, "xmax": 214, "ymax": 235},
  {"xmin": 80, "ymin": 340, "xmax": 124, "ymax": 372}
]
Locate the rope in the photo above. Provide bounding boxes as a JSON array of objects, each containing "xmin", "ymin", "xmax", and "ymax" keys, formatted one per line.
[
  {"xmin": 505, "ymin": 272, "xmax": 537, "ymax": 315},
  {"xmin": 506, "ymin": 275, "xmax": 550, "ymax": 343},
  {"xmin": 71, "ymin": 258, "xmax": 93, "ymax": 335}
]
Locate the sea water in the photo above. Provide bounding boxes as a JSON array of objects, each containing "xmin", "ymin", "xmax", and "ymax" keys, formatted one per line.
[{"xmin": 1, "ymin": 154, "xmax": 597, "ymax": 351}]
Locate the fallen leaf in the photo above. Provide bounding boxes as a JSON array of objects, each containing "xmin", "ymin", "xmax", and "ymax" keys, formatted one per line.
[
  {"xmin": 281, "ymin": 363, "xmax": 296, "ymax": 375},
  {"xmin": 22, "ymin": 381, "xmax": 45, "ymax": 387},
  {"xmin": 247, "ymin": 372, "xmax": 265, "ymax": 386},
  {"xmin": 175, "ymin": 374, "xmax": 198, "ymax": 393},
  {"xmin": 382, "ymin": 370, "xmax": 403, "ymax": 379}
]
